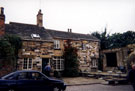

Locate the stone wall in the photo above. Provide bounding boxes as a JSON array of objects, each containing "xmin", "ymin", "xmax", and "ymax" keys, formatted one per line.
[
  {"xmin": 101, "ymin": 45, "xmax": 134, "ymax": 72},
  {"xmin": 18, "ymin": 40, "xmax": 54, "ymax": 72},
  {"xmin": 63, "ymin": 40, "xmax": 99, "ymax": 72},
  {"xmin": 17, "ymin": 38, "xmax": 100, "ymax": 73}
]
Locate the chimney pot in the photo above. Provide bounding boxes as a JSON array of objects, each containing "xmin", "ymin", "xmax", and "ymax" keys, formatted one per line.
[
  {"xmin": 70, "ymin": 29, "xmax": 72, "ymax": 33},
  {"xmin": 67, "ymin": 28, "xmax": 70, "ymax": 32},
  {"xmin": 67, "ymin": 28, "xmax": 72, "ymax": 33}
]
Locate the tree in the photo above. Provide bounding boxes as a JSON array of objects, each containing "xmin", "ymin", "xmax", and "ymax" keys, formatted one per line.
[
  {"xmin": 91, "ymin": 28, "xmax": 109, "ymax": 49},
  {"xmin": 0, "ymin": 34, "xmax": 22, "ymax": 70},
  {"xmin": 92, "ymin": 30, "xmax": 135, "ymax": 50},
  {"xmin": 0, "ymin": 40, "xmax": 14, "ymax": 62},
  {"xmin": 63, "ymin": 40, "xmax": 79, "ymax": 77},
  {"xmin": 3, "ymin": 34, "xmax": 22, "ymax": 57}
]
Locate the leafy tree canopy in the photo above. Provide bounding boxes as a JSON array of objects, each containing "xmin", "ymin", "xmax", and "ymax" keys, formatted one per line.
[{"xmin": 92, "ymin": 30, "xmax": 135, "ymax": 50}]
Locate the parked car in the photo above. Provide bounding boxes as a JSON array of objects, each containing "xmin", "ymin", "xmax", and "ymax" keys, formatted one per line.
[{"xmin": 0, "ymin": 70, "xmax": 66, "ymax": 91}]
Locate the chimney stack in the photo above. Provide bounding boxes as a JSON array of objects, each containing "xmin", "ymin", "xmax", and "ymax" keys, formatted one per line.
[
  {"xmin": 70, "ymin": 29, "xmax": 72, "ymax": 33},
  {"xmin": 67, "ymin": 28, "xmax": 72, "ymax": 33},
  {"xmin": 0, "ymin": 7, "xmax": 5, "ymax": 36},
  {"xmin": 37, "ymin": 9, "xmax": 43, "ymax": 27}
]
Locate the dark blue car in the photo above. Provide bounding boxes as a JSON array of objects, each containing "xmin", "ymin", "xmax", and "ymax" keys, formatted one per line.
[{"xmin": 0, "ymin": 70, "xmax": 66, "ymax": 91}]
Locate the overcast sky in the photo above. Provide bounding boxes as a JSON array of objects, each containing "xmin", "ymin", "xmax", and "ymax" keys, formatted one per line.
[{"xmin": 0, "ymin": 0, "xmax": 135, "ymax": 34}]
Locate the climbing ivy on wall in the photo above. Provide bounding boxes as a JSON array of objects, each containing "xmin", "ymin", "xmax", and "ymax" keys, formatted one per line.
[{"xmin": 63, "ymin": 40, "xmax": 79, "ymax": 77}]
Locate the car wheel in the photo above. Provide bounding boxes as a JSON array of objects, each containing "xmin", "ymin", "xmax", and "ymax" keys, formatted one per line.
[
  {"xmin": 54, "ymin": 87, "xmax": 58, "ymax": 91},
  {"xmin": 8, "ymin": 89, "xmax": 15, "ymax": 91},
  {"xmin": 54, "ymin": 87, "xmax": 62, "ymax": 91}
]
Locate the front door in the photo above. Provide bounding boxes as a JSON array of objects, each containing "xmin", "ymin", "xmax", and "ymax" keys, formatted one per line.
[{"xmin": 42, "ymin": 58, "xmax": 49, "ymax": 73}]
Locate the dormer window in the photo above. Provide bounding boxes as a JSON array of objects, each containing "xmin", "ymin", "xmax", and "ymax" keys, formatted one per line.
[{"xmin": 31, "ymin": 33, "xmax": 40, "ymax": 39}]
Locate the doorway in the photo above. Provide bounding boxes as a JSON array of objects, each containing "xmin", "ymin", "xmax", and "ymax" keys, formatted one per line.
[
  {"xmin": 42, "ymin": 58, "xmax": 49, "ymax": 73},
  {"xmin": 106, "ymin": 52, "xmax": 117, "ymax": 67}
]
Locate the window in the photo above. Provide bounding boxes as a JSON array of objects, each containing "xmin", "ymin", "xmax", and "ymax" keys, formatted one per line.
[
  {"xmin": 3, "ymin": 74, "xmax": 17, "ymax": 80},
  {"xmin": 53, "ymin": 57, "xmax": 64, "ymax": 71},
  {"xmin": 31, "ymin": 33, "xmax": 40, "ymax": 39},
  {"xmin": 17, "ymin": 72, "xmax": 45, "ymax": 80},
  {"xmin": 18, "ymin": 72, "xmax": 27, "ymax": 80},
  {"xmin": 82, "ymin": 43, "xmax": 86, "ymax": 50},
  {"xmin": 23, "ymin": 58, "xmax": 33, "ymax": 70},
  {"xmin": 54, "ymin": 40, "xmax": 60, "ymax": 49},
  {"xmin": 31, "ymin": 72, "xmax": 45, "ymax": 80},
  {"xmin": 91, "ymin": 58, "xmax": 97, "ymax": 68},
  {"xmin": 83, "ymin": 57, "xmax": 87, "ymax": 64}
]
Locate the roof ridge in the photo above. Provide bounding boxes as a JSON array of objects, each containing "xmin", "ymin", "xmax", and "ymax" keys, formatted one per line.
[
  {"xmin": 46, "ymin": 29, "xmax": 99, "ymax": 41},
  {"xmin": 46, "ymin": 28, "xmax": 91, "ymax": 36},
  {"xmin": 9, "ymin": 22, "xmax": 38, "ymax": 27}
]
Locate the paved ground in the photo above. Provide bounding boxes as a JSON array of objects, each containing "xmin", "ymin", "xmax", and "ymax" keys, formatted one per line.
[
  {"xmin": 66, "ymin": 84, "xmax": 133, "ymax": 91},
  {"xmin": 63, "ymin": 77, "xmax": 105, "ymax": 85}
]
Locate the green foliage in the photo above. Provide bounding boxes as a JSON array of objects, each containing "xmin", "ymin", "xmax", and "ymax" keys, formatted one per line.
[
  {"xmin": 92, "ymin": 30, "xmax": 135, "ymax": 49},
  {"xmin": 0, "ymin": 40, "xmax": 14, "ymax": 60},
  {"xmin": 3, "ymin": 34, "xmax": 22, "ymax": 56},
  {"xmin": 63, "ymin": 40, "xmax": 79, "ymax": 77},
  {"xmin": 0, "ymin": 34, "xmax": 22, "ymax": 69},
  {"xmin": 91, "ymin": 29, "xmax": 108, "ymax": 49}
]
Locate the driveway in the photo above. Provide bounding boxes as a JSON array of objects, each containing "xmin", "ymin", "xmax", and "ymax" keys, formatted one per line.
[{"xmin": 66, "ymin": 84, "xmax": 133, "ymax": 91}]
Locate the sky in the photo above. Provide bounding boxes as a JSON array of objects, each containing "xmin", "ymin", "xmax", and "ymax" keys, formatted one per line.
[{"xmin": 0, "ymin": 0, "xmax": 135, "ymax": 34}]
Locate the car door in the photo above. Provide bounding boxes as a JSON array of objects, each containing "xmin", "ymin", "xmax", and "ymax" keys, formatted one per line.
[
  {"xmin": 1, "ymin": 73, "xmax": 18, "ymax": 91},
  {"xmin": 32, "ymin": 78, "xmax": 54, "ymax": 91},
  {"xmin": 30, "ymin": 72, "xmax": 54, "ymax": 91},
  {"xmin": 16, "ymin": 72, "xmax": 54, "ymax": 91},
  {"xmin": 16, "ymin": 72, "xmax": 33, "ymax": 91}
]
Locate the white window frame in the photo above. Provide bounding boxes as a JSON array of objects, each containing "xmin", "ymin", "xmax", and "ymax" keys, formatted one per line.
[
  {"xmin": 53, "ymin": 57, "xmax": 64, "ymax": 71},
  {"xmin": 91, "ymin": 59, "xmax": 97, "ymax": 68},
  {"xmin": 54, "ymin": 40, "xmax": 60, "ymax": 49},
  {"xmin": 22, "ymin": 58, "xmax": 33, "ymax": 70}
]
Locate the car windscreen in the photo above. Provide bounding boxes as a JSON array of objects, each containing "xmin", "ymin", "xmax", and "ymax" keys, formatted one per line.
[{"xmin": 1, "ymin": 72, "xmax": 17, "ymax": 80}]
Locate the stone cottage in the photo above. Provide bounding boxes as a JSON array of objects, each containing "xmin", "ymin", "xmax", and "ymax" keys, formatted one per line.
[{"xmin": 0, "ymin": 7, "xmax": 100, "ymax": 73}]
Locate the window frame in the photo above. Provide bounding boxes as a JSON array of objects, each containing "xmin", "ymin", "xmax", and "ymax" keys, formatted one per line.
[
  {"xmin": 53, "ymin": 56, "xmax": 64, "ymax": 71},
  {"xmin": 22, "ymin": 58, "xmax": 33, "ymax": 70},
  {"xmin": 91, "ymin": 58, "xmax": 97, "ymax": 68},
  {"xmin": 54, "ymin": 40, "xmax": 60, "ymax": 49}
]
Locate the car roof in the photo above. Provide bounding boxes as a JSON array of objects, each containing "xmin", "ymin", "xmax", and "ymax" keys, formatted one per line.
[
  {"xmin": 15, "ymin": 70, "xmax": 41, "ymax": 73},
  {"xmin": 1, "ymin": 70, "xmax": 44, "ymax": 79}
]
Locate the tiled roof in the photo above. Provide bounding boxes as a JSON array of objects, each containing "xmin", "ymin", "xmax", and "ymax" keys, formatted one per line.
[
  {"xmin": 46, "ymin": 29, "xmax": 99, "ymax": 41},
  {"xmin": 5, "ymin": 22, "xmax": 53, "ymax": 41},
  {"xmin": 5, "ymin": 22, "xmax": 99, "ymax": 41}
]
